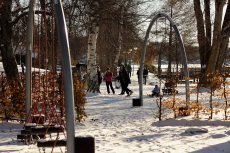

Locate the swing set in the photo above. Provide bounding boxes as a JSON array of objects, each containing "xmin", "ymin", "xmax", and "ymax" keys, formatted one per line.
[{"xmin": 16, "ymin": 1, "xmax": 76, "ymax": 153}]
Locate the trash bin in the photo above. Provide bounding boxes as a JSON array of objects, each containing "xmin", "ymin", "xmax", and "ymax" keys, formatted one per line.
[
  {"xmin": 132, "ymin": 98, "xmax": 142, "ymax": 106},
  {"xmin": 75, "ymin": 136, "xmax": 95, "ymax": 153}
]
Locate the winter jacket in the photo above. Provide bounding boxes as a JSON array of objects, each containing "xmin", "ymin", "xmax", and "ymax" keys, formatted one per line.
[
  {"xmin": 97, "ymin": 70, "xmax": 102, "ymax": 85},
  {"xmin": 143, "ymin": 69, "xmax": 148, "ymax": 76},
  {"xmin": 126, "ymin": 65, "xmax": 132, "ymax": 72},
  {"xmin": 116, "ymin": 68, "xmax": 130, "ymax": 84},
  {"xmin": 104, "ymin": 71, "xmax": 113, "ymax": 82},
  {"xmin": 152, "ymin": 87, "xmax": 159, "ymax": 92}
]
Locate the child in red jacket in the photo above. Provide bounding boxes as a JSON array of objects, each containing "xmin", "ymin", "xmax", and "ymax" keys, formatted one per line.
[{"xmin": 104, "ymin": 68, "xmax": 115, "ymax": 94}]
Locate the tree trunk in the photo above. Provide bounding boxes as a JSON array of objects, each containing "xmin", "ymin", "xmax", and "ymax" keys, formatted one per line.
[
  {"xmin": 113, "ymin": 0, "xmax": 125, "ymax": 73},
  {"xmin": 205, "ymin": 0, "xmax": 225, "ymax": 74},
  {"xmin": 167, "ymin": 24, "xmax": 172, "ymax": 77},
  {"xmin": 167, "ymin": 7, "xmax": 173, "ymax": 78},
  {"xmin": 204, "ymin": 0, "xmax": 212, "ymax": 64},
  {"xmin": 87, "ymin": 1, "xmax": 100, "ymax": 93},
  {"xmin": 193, "ymin": 0, "xmax": 207, "ymax": 68},
  {"xmin": 0, "ymin": 0, "xmax": 20, "ymax": 82},
  {"xmin": 0, "ymin": 1, "xmax": 24, "ymax": 119},
  {"xmin": 216, "ymin": 1, "xmax": 230, "ymax": 70},
  {"xmin": 194, "ymin": 0, "xmax": 230, "ymax": 86}
]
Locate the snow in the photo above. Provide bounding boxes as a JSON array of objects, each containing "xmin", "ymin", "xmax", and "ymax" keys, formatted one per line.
[{"xmin": 1, "ymin": 65, "xmax": 230, "ymax": 153}]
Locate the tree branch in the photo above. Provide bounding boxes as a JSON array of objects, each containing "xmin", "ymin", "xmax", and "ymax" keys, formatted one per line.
[{"xmin": 9, "ymin": 10, "xmax": 52, "ymax": 25}]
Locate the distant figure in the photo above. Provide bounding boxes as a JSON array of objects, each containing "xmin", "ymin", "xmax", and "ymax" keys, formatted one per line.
[
  {"xmin": 104, "ymin": 68, "xmax": 115, "ymax": 94},
  {"xmin": 150, "ymin": 85, "xmax": 160, "ymax": 97},
  {"xmin": 97, "ymin": 66, "xmax": 102, "ymax": 86},
  {"xmin": 76, "ymin": 62, "xmax": 81, "ymax": 72},
  {"xmin": 21, "ymin": 62, "xmax": 25, "ymax": 74},
  {"xmin": 136, "ymin": 66, "xmax": 148, "ymax": 85},
  {"xmin": 143, "ymin": 66, "xmax": 149, "ymax": 85},
  {"xmin": 126, "ymin": 64, "xmax": 132, "ymax": 77},
  {"xmin": 137, "ymin": 68, "xmax": 140, "ymax": 83}
]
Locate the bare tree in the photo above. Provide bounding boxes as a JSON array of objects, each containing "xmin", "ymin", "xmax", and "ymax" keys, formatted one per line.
[
  {"xmin": 0, "ymin": 0, "xmax": 21, "ymax": 82},
  {"xmin": 193, "ymin": 0, "xmax": 230, "ymax": 85}
]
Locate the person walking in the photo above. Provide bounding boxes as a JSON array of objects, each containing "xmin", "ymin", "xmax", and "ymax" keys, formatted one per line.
[
  {"xmin": 137, "ymin": 68, "xmax": 140, "ymax": 84},
  {"xmin": 116, "ymin": 65, "xmax": 133, "ymax": 96},
  {"xmin": 126, "ymin": 64, "xmax": 132, "ymax": 77},
  {"xmin": 116, "ymin": 65, "xmax": 125, "ymax": 95},
  {"xmin": 104, "ymin": 68, "xmax": 115, "ymax": 94}
]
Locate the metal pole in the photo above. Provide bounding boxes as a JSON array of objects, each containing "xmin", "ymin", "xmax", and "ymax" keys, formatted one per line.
[
  {"xmin": 173, "ymin": 25, "xmax": 190, "ymax": 103},
  {"xmin": 25, "ymin": 0, "xmax": 36, "ymax": 117},
  {"xmin": 53, "ymin": 0, "xmax": 75, "ymax": 152},
  {"xmin": 139, "ymin": 13, "xmax": 190, "ymax": 105}
]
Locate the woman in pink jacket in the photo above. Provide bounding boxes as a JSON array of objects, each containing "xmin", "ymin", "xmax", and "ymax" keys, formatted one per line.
[{"xmin": 104, "ymin": 68, "xmax": 115, "ymax": 94}]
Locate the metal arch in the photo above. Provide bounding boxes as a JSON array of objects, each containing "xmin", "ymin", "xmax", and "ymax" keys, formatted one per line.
[
  {"xmin": 53, "ymin": 0, "xmax": 75, "ymax": 152},
  {"xmin": 138, "ymin": 13, "xmax": 190, "ymax": 105}
]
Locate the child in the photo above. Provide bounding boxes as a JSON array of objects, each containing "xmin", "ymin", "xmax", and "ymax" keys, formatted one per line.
[{"xmin": 150, "ymin": 85, "xmax": 160, "ymax": 97}]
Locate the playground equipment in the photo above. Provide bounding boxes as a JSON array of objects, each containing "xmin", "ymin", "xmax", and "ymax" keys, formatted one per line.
[
  {"xmin": 133, "ymin": 13, "xmax": 190, "ymax": 106},
  {"xmin": 17, "ymin": 1, "xmax": 76, "ymax": 152}
]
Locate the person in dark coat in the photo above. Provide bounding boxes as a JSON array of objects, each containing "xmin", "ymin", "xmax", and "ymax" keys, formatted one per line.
[
  {"xmin": 143, "ymin": 66, "xmax": 149, "ymax": 85},
  {"xmin": 137, "ymin": 68, "xmax": 140, "ymax": 83},
  {"xmin": 104, "ymin": 68, "xmax": 115, "ymax": 94},
  {"xmin": 116, "ymin": 65, "xmax": 133, "ymax": 96},
  {"xmin": 126, "ymin": 64, "xmax": 132, "ymax": 77},
  {"xmin": 116, "ymin": 65, "xmax": 125, "ymax": 95},
  {"xmin": 97, "ymin": 66, "xmax": 102, "ymax": 86}
]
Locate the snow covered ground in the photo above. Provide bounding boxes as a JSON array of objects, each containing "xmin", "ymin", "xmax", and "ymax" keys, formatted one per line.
[{"xmin": 0, "ymin": 65, "xmax": 230, "ymax": 153}]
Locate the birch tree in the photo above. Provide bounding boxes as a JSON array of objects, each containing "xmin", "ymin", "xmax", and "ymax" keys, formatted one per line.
[
  {"xmin": 113, "ymin": 0, "xmax": 125, "ymax": 70},
  {"xmin": 86, "ymin": 1, "xmax": 100, "ymax": 93}
]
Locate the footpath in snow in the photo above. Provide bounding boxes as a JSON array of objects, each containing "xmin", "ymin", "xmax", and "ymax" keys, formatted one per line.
[{"xmin": 0, "ymin": 66, "xmax": 230, "ymax": 153}]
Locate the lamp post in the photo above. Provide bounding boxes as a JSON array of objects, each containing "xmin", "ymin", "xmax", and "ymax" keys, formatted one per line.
[{"xmin": 128, "ymin": 49, "xmax": 132, "ymax": 64}]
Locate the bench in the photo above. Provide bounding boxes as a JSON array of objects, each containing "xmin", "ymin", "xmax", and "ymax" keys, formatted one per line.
[{"xmin": 162, "ymin": 82, "xmax": 178, "ymax": 95}]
